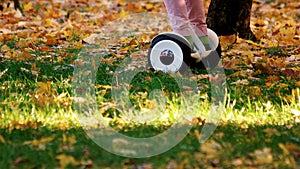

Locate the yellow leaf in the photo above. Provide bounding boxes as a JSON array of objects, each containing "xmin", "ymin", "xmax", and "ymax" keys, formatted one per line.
[
  {"xmin": 279, "ymin": 143, "xmax": 290, "ymax": 155},
  {"xmin": 17, "ymin": 39, "xmax": 28, "ymax": 49},
  {"xmin": 96, "ymin": 85, "xmax": 112, "ymax": 90},
  {"xmin": 67, "ymin": 135, "xmax": 76, "ymax": 145},
  {"xmin": 278, "ymin": 83, "xmax": 289, "ymax": 89},
  {"xmin": 44, "ymin": 18, "xmax": 60, "ymax": 28},
  {"xmin": 62, "ymin": 134, "xmax": 76, "ymax": 145},
  {"xmin": 295, "ymin": 81, "xmax": 300, "ymax": 87},
  {"xmin": 145, "ymin": 4, "xmax": 154, "ymax": 10},
  {"xmin": 244, "ymin": 39, "xmax": 265, "ymax": 48},
  {"xmin": 62, "ymin": 133, "xmax": 67, "ymax": 143},
  {"xmin": 118, "ymin": 0, "xmax": 126, "ymax": 6},
  {"xmin": 56, "ymin": 154, "xmax": 80, "ymax": 169},
  {"xmin": 0, "ymin": 135, "xmax": 5, "ymax": 143},
  {"xmin": 280, "ymin": 27, "xmax": 295, "ymax": 39},
  {"xmin": 1, "ymin": 45, "xmax": 10, "ymax": 52},
  {"xmin": 265, "ymin": 82, "xmax": 274, "ymax": 87},
  {"xmin": 24, "ymin": 2, "xmax": 33, "ymax": 12},
  {"xmin": 24, "ymin": 135, "xmax": 55, "ymax": 150},
  {"xmin": 36, "ymin": 136, "xmax": 55, "ymax": 144},
  {"xmin": 31, "ymin": 63, "xmax": 40, "ymax": 75},
  {"xmin": 285, "ymin": 142, "xmax": 300, "ymax": 152},
  {"xmin": 194, "ymin": 130, "xmax": 200, "ymax": 139},
  {"xmin": 119, "ymin": 10, "xmax": 128, "ymax": 18},
  {"xmin": 219, "ymin": 35, "xmax": 237, "ymax": 50},
  {"xmin": 64, "ymin": 30, "xmax": 72, "ymax": 38},
  {"xmin": 33, "ymin": 81, "xmax": 56, "ymax": 106}
]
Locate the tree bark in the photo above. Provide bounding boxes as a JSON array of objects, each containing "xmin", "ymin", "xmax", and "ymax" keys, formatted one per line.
[
  {"xmin": 14, "ymin": 0, "xmax": 24, "ymax": 15},
  {"xmin": 13, "ymin": 0, "xmax": 20, "ymax": 10},
  {"xmin": 207, "ymin": 0, "xmax": 257, "ymax": 42},
  {"xmin": 0, "ymin": 0, "xmax": 23, "ymax": 15}
]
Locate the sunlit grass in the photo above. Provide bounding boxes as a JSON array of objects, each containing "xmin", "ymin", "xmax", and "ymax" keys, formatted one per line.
[{"xmin": 0, "ymin": 68, "xmax": 299, "ymax": 130}]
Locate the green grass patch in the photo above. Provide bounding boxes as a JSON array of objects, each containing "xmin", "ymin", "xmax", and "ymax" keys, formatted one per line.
[{"xmin": 0, "ymin": 124, "xmax": 299, "ymax": 168}]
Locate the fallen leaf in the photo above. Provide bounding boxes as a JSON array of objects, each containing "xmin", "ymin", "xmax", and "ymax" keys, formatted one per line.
[
  {"xmin": 263, "ymin": 128, "xmax": 280, "ymax": 137},
  {"xmin": 56, "ymin": 154, "xmax": 80, "ymax": 169},
  {"xmin": 167, "ymin": 160, "xmax": 178, "ymax": 169},
  {"xmin": 252, "ymin": 62, "xmax": 275, "ymax": 74},
  {"xmin": 145, "ymin": 3, "xmax": 154, "ymax": 10},
  {"xmin": 284, "ymin": 68, "xmax": 300, "ymax": 78},
  {"xmin": 231, "ymin": 79, "xmax": 249, "ymax": 85},
  {"xmin": 200, "ymin": 140, "xmax": 222, "ymax": 158},
  {"xmin": 279, "ymin": 143, "xmax": 290, "ymax": 155},
  {"xmin": 33, "ymin": 81, "xmax": 56, "ymax": 107},
  {"xmin": 24, "ymin": 135, "xmax": 55, "ymax": 150},
  {"xmin": 295, "ymin": 81, "xmax": 300, "ymax": 87},
  {"xmin": 14, "ymin": 157, "xmax": 29, "ymax": 165},
  {"xmin": 251, "ymin": 148, "xmax": 273, "ymax": 165},
  {"xmin": 21, "ymin": 50, "xmax": 33, "ymax": 60},
  {"xmin": 232, "ymin": 158, "xmax": 243, "ymax": 166},
  {"xmin": 0, "ymin": 135, "xmax": 5, "ymax": 143},
  {"xmin": 23, "ymin": 2, "xmax": 33, "ymax": 12}
]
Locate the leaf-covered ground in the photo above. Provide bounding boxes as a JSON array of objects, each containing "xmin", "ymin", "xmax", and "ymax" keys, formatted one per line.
[{"xmin": 0, "ymin": 0, "xmax": 300, "ymax": 168}]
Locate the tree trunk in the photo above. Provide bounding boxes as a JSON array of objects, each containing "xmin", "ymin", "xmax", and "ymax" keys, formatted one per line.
[
  {"xmin": 13, "ymin": 0, "xmax": 20, "ymax": 10},
  {"xmin": 207, "ymin": 0, "xmax": 257, "ymax": 42},
  {"xmin": 0, "ymin": 0, "xmax": 23, "ymax": 15},
  {"xmin": 13, "ymin": 0, "xmax": 24, "ymax": 15}
]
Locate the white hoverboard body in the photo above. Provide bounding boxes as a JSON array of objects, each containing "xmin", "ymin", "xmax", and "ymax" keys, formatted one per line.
[{"xmin": 148, "ymin": 28, "xmax": 219, "ymax": 72}]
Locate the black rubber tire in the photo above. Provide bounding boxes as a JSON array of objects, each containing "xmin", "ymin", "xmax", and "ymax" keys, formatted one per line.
[
  {"xmin": 148, "ymin": 34, "xmax": 193, "ymax": 73},
  {"xmin": 148, "ymin": 34, "xmax": 221, "ymax": 72},
  {"xmin": 192, "ymin": 42, "xmax": 221, "ymax": 70}
]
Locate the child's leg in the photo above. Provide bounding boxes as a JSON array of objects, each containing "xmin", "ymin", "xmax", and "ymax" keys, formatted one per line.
[
  {"xmin": 185, "ymin": 0, "xmax": 207, "ymax": 36},
  {"xmin": 186, "ymin": 0, "xmax": 211, "ymax": 50},
  {"xmin": 163, "ymin": 0, "xmax": 191, "ymax": 36}
]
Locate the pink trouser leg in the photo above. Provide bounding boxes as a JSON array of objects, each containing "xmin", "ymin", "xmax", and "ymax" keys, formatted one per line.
[
  {"xmin": 186, "ymin": 0, "xmax": 207, "ymax": 36},
  {"xmin": 163, "ymin": 0, "xmax": 190, "ymax": 36},
  {"xmin": 163, "ymin": 0, "xmax": 207, "ymax": 37}
]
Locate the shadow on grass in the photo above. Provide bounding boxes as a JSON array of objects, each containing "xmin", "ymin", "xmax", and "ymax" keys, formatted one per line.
[{"xmin": 1, "ymin": 123, "xmax": 299, "ymax": 168}]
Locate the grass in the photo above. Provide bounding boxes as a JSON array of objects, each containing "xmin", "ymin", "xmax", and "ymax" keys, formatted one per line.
[
  {"xmin": 0, "ymin": 14, "xmax": 300, "ymax": 169},
  {"xmin": 0, "ymin": 0, "xmax": 299, "ymax": 167},
  {"xmin": 0, "ymin": 124, "xmax": 299, "ymax": 168},
  {"xmin": 0, "ymin": 47, "xmax": 300, "ymax": 168}
]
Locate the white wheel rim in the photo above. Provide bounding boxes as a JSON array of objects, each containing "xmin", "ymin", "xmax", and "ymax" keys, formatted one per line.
[
  {"xmin": 207, "ymin": 28, "xmax": 219, "ymax": 51},
  {"xmin": 150, "ymin": 40, "xmax": 183, "ymax": 72}
]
